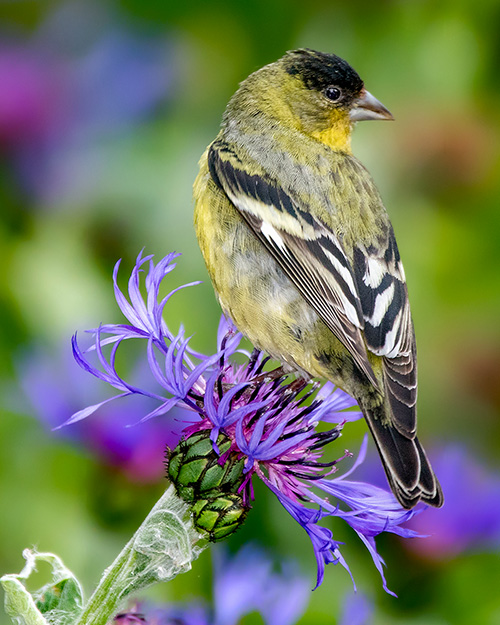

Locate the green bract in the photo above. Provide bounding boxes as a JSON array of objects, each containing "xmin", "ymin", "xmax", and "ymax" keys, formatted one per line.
[
  {"xmin": 166, "ymin": 430, "xmax": 249, "ymax": 541},
  {"xmin": 191, "ymin": 494, "xmax": 248, "ymax": 541}
]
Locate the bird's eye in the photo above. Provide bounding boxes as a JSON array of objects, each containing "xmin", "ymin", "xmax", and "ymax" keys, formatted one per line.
[{"xmin": 324, "ymin": 87, "xmax": 342, "ymax": 102}]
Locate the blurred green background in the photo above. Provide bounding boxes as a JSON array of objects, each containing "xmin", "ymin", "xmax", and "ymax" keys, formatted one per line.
[{"xmin": 1, "ymin": 1, "xmax": 500, "ymax": 623}]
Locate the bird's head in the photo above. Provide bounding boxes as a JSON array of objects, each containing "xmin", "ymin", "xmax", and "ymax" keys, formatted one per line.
[
  {"xmin": 282, "ymin": 49, "xmax": 394, "ymax": 151},
  {"xmin": 227, "ymin": 49, "xmax": 393, "ymax": 153}
]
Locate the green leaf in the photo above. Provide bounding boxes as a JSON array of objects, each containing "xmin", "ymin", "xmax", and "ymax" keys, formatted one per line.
[{"xmin": 1, "ymin": 550, "xmax": 84, "ymax": 625}]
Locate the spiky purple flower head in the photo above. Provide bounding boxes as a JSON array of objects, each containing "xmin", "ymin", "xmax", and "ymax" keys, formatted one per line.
[{"xmin": 67, "ymin": 250, "xmax": 423, "ymax": 594}]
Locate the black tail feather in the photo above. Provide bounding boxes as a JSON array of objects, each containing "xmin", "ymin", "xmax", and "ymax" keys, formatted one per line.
[{"xmin": 363, "ymin": 404, "xmax": 443, "ymax": 509}]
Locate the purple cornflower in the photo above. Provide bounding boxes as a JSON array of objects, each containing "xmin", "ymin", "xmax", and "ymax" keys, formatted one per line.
[{"xmin": 68, "ymin": 250, "xmax": 422, "ymax": 594}]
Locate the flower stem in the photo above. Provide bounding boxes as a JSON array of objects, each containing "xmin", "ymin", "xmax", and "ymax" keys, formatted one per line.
[{"xmin": 75, "ymin": 484, "xmax": 205, "ymax": 625}]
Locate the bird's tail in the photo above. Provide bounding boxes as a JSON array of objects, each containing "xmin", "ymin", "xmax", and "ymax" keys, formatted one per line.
[{"xmin": 362, "ymin": 402, "xmax": 444, "ymax": 509}]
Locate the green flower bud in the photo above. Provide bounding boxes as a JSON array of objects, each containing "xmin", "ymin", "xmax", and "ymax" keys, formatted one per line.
[
  {"xmin": 191, "ymin": 494, "xmax": 248, "ymax": 542},
  {"xmin": 166, "ymin": 430, "xmax": 246, "ymax": 501},
  {"xmin": 166, "ymin": 430, "xmax": 249, "ymax": 541}
]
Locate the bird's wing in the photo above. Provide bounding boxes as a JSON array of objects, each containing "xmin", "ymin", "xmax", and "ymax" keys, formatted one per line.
[
  {"xmin": 208, "ymin": 141, "xmax": 380, "ymax": 390},
  {"xmin": 352, "ymin": 235, "xmax": 417, "ymax": 437}
]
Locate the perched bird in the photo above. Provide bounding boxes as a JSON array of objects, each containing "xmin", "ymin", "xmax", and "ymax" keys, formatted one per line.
[{"xmin": 193, "ymin": 48, "xmax": 443, "ymax": 509}]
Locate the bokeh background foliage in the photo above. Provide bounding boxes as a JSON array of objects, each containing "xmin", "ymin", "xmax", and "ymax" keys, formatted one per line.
[{"xmin": 1, "ymin": 0, "xmax": 500, "ymax": 623}]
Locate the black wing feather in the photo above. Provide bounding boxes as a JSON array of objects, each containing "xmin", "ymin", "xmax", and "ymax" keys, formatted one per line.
[{"xmin": 352, "ymin": 237, "xmax": 417, "ymax": 438}]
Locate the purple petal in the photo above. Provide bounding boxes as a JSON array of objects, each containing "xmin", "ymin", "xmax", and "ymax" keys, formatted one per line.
[
  {"xmin": 265, "ymin": 481, "xmax": 342, "ymax": 590},
  {"xmin": 57, "ymin": 392, "xmax": 131, "ymax": 428}
]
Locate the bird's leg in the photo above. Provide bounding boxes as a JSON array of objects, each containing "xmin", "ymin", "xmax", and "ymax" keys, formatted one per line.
[
  {"xmin": 220, "ymin": 364, "xmax": 288, "ymax": 396},
  {"xmin": 251, "ymin": 365, "xmax": 288, "ymax": 384}
]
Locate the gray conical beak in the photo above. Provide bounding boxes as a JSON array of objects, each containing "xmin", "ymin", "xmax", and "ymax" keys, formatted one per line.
[{"xmin": 350, "ymin": 88, "xmax": 394, "ymax": 122}]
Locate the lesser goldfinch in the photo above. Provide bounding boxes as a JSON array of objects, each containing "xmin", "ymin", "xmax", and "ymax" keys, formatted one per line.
[{"xmin": 193, "ymin": 49, "xmax": 443, "ymax": 509}]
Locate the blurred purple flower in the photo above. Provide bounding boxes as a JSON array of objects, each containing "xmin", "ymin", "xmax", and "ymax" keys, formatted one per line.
[
  {"xmin": 127, "ymin": 545, "xmax": 309, "ymax": 625},
  {"xmin": 0, "ymin": 3, "xmax": 175, "ymax": 204},
  {"xmin": 0, "ymin": 44, "xmax": 66, "ymax": 150},
  {"xmin": 18, "ymin": 343, "xmax": 186, "ymax": 483},
  {"xmin": 404, "ymin": 445, "xmax": 500, "ymax": 561},
  {"xmin": 212, "ymin": 546, "xmax": 309, "ymax": 625},
  {"xmin": 68, "ymin": 250, "xmax": 423, "ymax": 594},
  {"xmin": 339, "ymin": 592, "xmax": 374, "ymax": 625},
  {"xmin": 114, "ymin": 614, "xmax": 147, "ymax": 625}
]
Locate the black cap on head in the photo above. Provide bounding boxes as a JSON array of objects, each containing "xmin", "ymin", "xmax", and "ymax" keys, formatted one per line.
[{"xmin": 284, "ymin": 49, "xmax": 364, "ymax": 99}]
